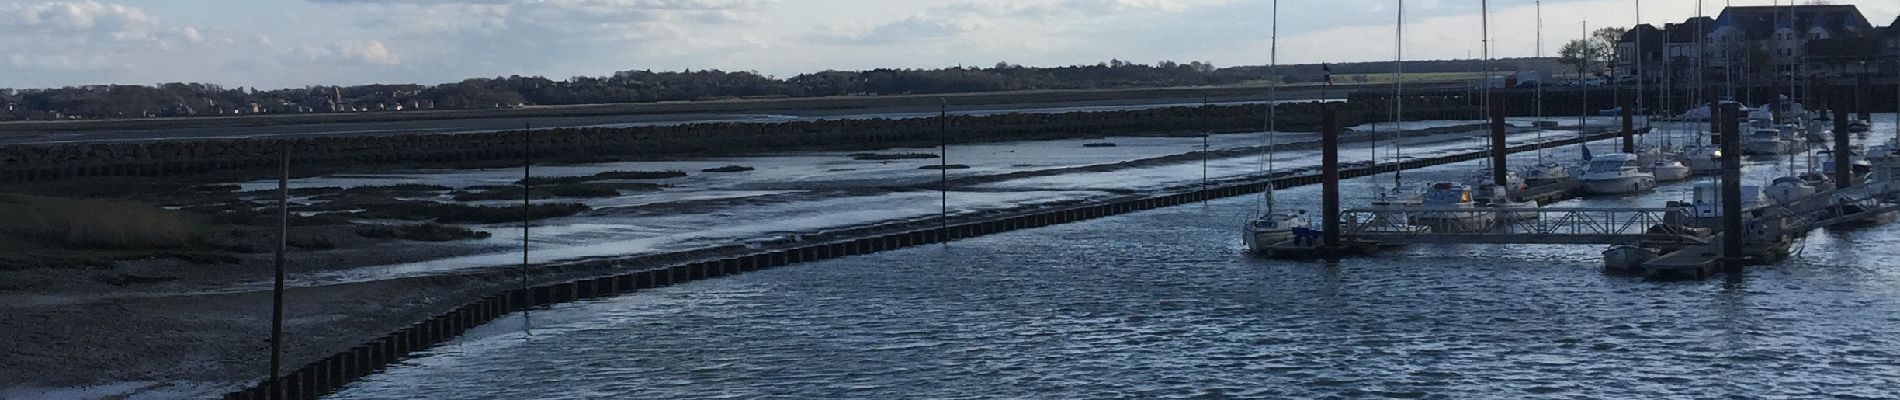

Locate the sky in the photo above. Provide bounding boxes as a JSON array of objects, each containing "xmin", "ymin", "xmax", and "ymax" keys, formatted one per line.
[{"xmin": 1, "ymin": 0, "xmax": 1895, "ymax": 89}]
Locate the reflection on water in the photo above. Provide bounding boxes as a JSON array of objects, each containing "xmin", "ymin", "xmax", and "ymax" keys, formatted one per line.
[{"xmin": 328, "ymin": 116, "xmax": 1900, "ymax": 399}]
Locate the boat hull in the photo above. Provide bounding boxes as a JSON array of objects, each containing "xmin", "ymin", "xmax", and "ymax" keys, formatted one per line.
[
  {"xmin": 1745, "ymin": 141, "xmax": 1789, "ymax": 156},
  {"xmin": 1244, "ymin": 230, "xmax": 1296, "ymax": 253},
  {"xmin": 1603, "ymin": 245, "xmax": 1661, "ymax": 272},
  {"xmin": 1652, "ymin": 165, "xmax": 1692, "ymax": 181},
  {"xmin": 1582, "ymin": 176, "xmax": 1658, "ymax": 195}
]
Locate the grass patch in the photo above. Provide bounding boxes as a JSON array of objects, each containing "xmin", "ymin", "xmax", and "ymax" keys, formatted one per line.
[
  {"xmin": 851, "ymin": 153, "xmax": 940, "ymax": 161},
  {"xmin": 0, "ymin": 194, "xmax": 195, "ymax": 249},
  {"xmin": 702, "ymin": 165, "xmax": 755, "ymax": 173},
  {"xmin": 355, "ymin": 224, "xmax": 493, "ymax": 242},
  {"xmin": 517, "ymin": 170, "xmax": 687, "ymax": 186},
  {"xmin": 355, "ymin": 202, "xmax": 591, "ymax": 224},
  {"xmin": 451, "ymin": 184, "xmax": 622, "ymax": 202}
]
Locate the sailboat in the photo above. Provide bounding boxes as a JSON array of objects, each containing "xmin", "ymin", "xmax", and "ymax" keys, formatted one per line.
[
  {"xmin": 1359, "ymin": 0, "xmax": 1431, "ymax": 235},
  {"xmin": 1373, "ymin": 0, "xmax": 1423, "ymax": 210},
  {"xmin": 1523, "ymin": 1, "xmax": 1573, "ymax": 185},
  {"xmin": 1243, "ymin": 0, "xmax": 1313, "ymax": 253}
]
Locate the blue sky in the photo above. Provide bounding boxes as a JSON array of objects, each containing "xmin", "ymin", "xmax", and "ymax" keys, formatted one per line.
[{"xmin": 1, "ymin": 0, "xmax": 1894, "ymax": 89}]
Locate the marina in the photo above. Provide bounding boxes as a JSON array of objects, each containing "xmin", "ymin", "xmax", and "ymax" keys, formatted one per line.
[{"xmin": 6, "ymin": 1, "xmax": 1900, "ymax": 399}]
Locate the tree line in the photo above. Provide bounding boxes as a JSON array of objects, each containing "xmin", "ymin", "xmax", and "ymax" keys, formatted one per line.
[{"xmin": 1, "ymin": 58, "xmax": 1558, "ymax": 121}]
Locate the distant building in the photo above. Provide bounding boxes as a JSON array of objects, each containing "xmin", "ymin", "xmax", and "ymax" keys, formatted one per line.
[{"xmin": 1621, "ymin": 5, "xmax": 1886, "ymax": 85}]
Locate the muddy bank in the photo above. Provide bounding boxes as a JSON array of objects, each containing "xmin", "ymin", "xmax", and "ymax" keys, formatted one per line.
[{"xmin": 0, "ymin": 99, "xmax": 1486, "ymax": 185}]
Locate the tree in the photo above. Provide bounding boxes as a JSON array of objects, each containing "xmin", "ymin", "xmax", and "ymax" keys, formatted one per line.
[
  {"xmin": 1559, "ymin": 39, "xmax": 1604, "ymax": 77},
  {"xmin": 1592, "ymin": 27, "xmax": 1627, "ymax": 77}
]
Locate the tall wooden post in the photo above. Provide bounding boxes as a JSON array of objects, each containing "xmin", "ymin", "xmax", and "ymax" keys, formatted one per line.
[
  {"xmin": 1719, "ymin": 102, "xmax": 1744, "ymax": 272},
  {"xmin": 1835, "ymin": 89, "xmax": 1854, "ymax": 188},
  {"xmin": 1709, "ymin": 86, "xmax": 1722, "ymax": 145},
  {"xmin": 1857, "ymin": 74, "xmax": 1871, "ymax": 123},
  {"xmin": 1621, "ymin": 92, "xmax": 1636, "ymax": 153},
  {"xmin": 1322, "ymin": 106, "xmax": 1341, "ymax": 248},
  {"xmin": 1490, "ymin": 92, "xmax": 1508, "ymax": 187},
  {"xmin": 270, "ymin": 149, "xmax": 288, "ymax": 400}
]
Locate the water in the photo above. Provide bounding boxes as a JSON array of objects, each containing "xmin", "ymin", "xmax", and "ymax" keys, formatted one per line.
[{"xmin": 328, "ymin": 117, "xmax": 1900, "ymax": 399}]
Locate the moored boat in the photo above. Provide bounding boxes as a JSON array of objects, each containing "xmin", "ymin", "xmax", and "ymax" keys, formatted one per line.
[
  {"xmin": 1410, "ymin": 182, "xmax": 1498, "ymax": 233},
  {"xmin": 1580, "ymin": 153, "xmax": 1657, "ymax": 195},
  {"xmin": 1744, "ymin": 128, "xmax": 1789, "ymax": 155},
  {"xmin": 1650, "ymin": 159, "xmax": 1692, "ymax": 182}
]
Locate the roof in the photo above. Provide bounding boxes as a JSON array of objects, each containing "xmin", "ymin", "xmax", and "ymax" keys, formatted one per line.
[
  {"xmin": 1713, "ymin": 5, "xmax": 1874, "ymax": 41},
  {"xmin": 1619, "ymin": 24, "xmax": 1665, "ymax": 46},
  {"xmin": 1664, "ymin": 17, "xmax": 1716, "ymax": 43}
]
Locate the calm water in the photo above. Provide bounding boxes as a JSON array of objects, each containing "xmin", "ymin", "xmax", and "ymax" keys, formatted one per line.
[{"xmin": 330, "ymin": 118, "xmax": 1900, "ymax": 400}]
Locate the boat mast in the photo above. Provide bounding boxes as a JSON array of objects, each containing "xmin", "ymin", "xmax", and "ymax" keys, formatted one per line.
[
  {"xmin": 1536, "ymin": 0, "xmax": 1545, "ymax": 162},
  {"xmin": 1393, "ymin": 0, "xmax": 1405, "ymax": 191},
  {"xmin": 1265, "ymin": 0, "xmax": 1279, "ymax": 214},
  {"xmin": 1696, "ymin": 0, "xmax": 1718, "ymax": 187},
  {"xmin": 1482, "ymin": 0, "xmax": 1492, "ymax": 169},
  {"xmin": 1636, "ymin": 0, "xmax": 1646, "ymax": 131}
]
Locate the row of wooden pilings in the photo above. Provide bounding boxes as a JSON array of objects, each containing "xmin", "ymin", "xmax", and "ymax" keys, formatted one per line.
[{"xmin": 221, "ymin": 128, "xmax": 1625, "ymax": 400}]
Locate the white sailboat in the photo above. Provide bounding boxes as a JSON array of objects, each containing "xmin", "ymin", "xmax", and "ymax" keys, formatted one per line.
[
  {"xmin": 1242, "ymin": 0, "xmax": 1313, "ymax": 253},
  {"xmin": 1523, "ymin": 0, "xmax": 1574, "ymax": 185},
  {"xmin": 1371, "ymin": 0, "xmax": 1426, "ymax": 213}
]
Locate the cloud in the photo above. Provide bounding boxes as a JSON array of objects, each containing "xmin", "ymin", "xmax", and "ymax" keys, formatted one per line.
[
  {"xmin": 811, "ymin": 14, "xmax": 990, "ymax": 45},
  {"xmin": 0, "ymin": 0, "xmax": 1893, "ymax": 89}
]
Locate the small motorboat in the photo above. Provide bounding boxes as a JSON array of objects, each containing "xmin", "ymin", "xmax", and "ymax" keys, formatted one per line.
[
  {"xmin": 1670, "ymin": 183, "xmax": 1775, "ymax": 221},
  {"xmin": 1650, "ymin": 159, "xmax": 1693, "ymax": 182},
  {"xmin": 1524, "ymin": 161, "xmax": 1574, "ymax": 185},
  {"xmin": 1766, "ymin": 176, "xmax": 1818, "ymax": 205},
  {"xmin": 1679, "ymin": 145, "xmax": 1723, "ymax": 175},
  {"xmin": 1410, "ymin": 182, "xmax": 1498, "ymax": 233},
  {"xmin": 1847, "ymin": 119, "xmax": 1872, "ymax": 133},
  {"xmin": 1475, "ymin": 184, "xmax": 1539, "ymax": 221},
  {"xmin": 1745, "ymin": 128, "xmax": 1789, "ymax": 155},
  {"xmin": 1580, "ymin": 153, "xmax": 1658, "ymax": 195},
  {"xmin": 1817, "ymin": 150, "xmax": 1875, "ymax": 183}
]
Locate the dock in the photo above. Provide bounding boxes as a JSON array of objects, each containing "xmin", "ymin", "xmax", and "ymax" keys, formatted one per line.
[{"xmin": 1265, "ymin": 101, "xmax": 1900, "ymax": 280}]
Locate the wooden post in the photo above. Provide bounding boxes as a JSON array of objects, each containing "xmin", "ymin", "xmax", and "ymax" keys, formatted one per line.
[
  {"xmin": 1857, "ymin": 73, "xmax": 1871, "ymax": 122},
  {"xmin": 1490, "ymin": 92, "xmax": 1508, "ymax": 187},
  {"xmin": 269, "ymin": 149, "xmax": 287, "ymax": 400},
  {"xmin": 1621, "ymin": 92, "xmax": 1636, "ymax": 154},
  {"xmin": 1322, "ymin": 106, "xmax": 1341, "ymax": 248},
  {"xmin": 1719, "ymin": 102, "xmax": 1744, "ymax": 272},
  {"xmin": 1835, "ymin": 89, "xmax": 1854, "ymax": 188}
]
